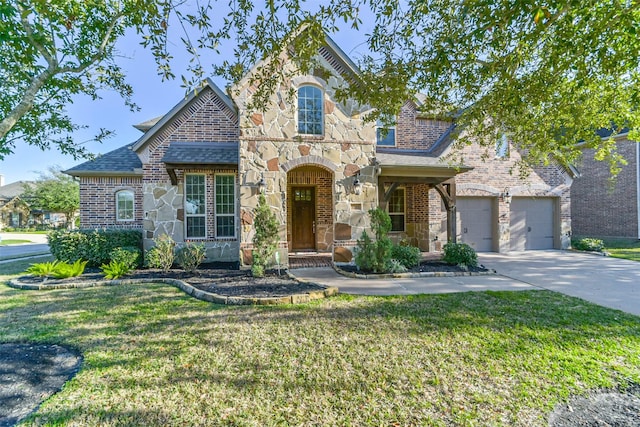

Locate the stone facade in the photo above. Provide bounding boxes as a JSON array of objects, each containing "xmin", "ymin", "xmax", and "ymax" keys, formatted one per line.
[
  {"xmin": 70, "ymin": 35, "xmax": 575, "ymax": 267},
  {"xmin": 571, "ymin": 138, "xmax": 639, "ymax": 238}
]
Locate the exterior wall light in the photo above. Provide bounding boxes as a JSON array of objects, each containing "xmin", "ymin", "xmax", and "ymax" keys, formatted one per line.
[
  {"xmin": 352, "ymin": 172, "xmax": 362, "ymax": 195},
  {"xmin": 502, "ymin": 189, "xmax": 512, "ymax": 204},
  {"xmin": 257, "ymin": 175, "xmax": 266, "ymax": 194}
]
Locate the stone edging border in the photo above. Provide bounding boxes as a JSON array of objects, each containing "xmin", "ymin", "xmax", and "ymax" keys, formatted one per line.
[
  {"xmin": 333, "ymin": 265, "xmax": 497, "ymax": 279},
  {"xmin": 6, "ymin": 274, "xmax": 339, "ymax": 306}
]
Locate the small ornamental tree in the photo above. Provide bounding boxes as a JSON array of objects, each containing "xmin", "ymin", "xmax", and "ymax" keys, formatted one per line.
[
  {"xmin": 252, "ymin": 194, "xmax": 279, "ymax": 277},
  {"xmin": 355, "ymin": 208, "xmax": 394, "ymax": 273}
]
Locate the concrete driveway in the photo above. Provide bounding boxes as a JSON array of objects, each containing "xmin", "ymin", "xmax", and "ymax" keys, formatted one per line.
[
  {"xmin": 478, "ymin": 251, "xmax": 640, "ymax": 316},
  {"xmin": 292, "ymin": 250, "xmax": 640, "ymax": 316}
]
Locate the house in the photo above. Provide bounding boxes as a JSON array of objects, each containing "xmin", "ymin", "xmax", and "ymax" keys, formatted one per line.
[
  {"xmin": 571, "ymin": 131, "xmax": 639, "ymax": 240},
  {"xmin": 0, "ymin": 178, "xmax": 31, "ymax": 230},
  {"xmin": 65, "ymin": 33, "xmax": 572, "ymax": 267}
]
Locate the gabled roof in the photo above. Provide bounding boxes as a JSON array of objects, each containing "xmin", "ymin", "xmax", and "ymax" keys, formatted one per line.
[
  {"xmin": 131, "ymin": 78, "xmax": 236, "ymax": 152},
  {"xmin": 64, "ymin": 143, "xmax": 142, "ymax": 177},
  {"xmin": 0, "ymin": 181, "xmax": 31, "ymax": 200}
]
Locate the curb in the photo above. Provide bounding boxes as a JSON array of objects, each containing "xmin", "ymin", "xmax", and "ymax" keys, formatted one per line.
[
  {"xmin": 6, "ymin": 276, "xmax": 339, "ymax": 306},
  {"xmin": 333, "ymin": 265, "xmax": 496, "ymax": 280}
]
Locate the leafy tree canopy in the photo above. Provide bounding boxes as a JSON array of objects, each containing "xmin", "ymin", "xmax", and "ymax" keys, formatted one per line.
[
  {"xmin": 21, "ymin": 166, "xmax": 79, "ymax": 227},
  {"xmin": 2, "ymin": 0, "xmax": 639, "ymax": 175}
]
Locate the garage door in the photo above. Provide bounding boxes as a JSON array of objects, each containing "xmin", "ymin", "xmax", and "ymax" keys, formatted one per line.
[
  {"xmin": 510, "ymin": 198, "xmax": 555, "ymax": 251},
  {"xmin": 456, "ymin": 197, "xmax": 494, "ymax": 252}
]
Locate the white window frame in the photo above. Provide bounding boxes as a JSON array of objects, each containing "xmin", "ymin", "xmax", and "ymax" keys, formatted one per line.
[
  {"xmin": 115, "ymin": 190, "xmax": 135, "ymax": 222},
  {"xmin": 297, "ymin": 85, "xmax": 324, "ymax": 136},
  {"xmin": 388, "ymin": 187, "xmax": 406, "ymax": 232},
  {"xmin": 376, "ymin": 117, "xmax": 396, "ymax": 146},
  {"xmin": 184, "ymin": 173, "xmax": 207, "ymax": 239},
  {"xmin": 214, "ymin": 174, "xmax": 236, "ymax": 238}
]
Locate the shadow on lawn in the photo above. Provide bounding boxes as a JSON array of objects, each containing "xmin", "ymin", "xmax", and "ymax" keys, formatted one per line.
[{"xmin": 2, "ymin": 282, "xmax": 639, "ymax": 425}]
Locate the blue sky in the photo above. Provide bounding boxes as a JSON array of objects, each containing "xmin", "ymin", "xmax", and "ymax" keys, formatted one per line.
[{"xmin": 0, "ymin": 11, "xmax": 372, "ymax": 184}]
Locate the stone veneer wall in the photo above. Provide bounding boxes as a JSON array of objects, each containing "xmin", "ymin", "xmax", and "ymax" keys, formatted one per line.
[
  {"xmin": 79, "ymin": 176, "xmax": 143, "ymax": 229},
  {"xmin": 571, "ymin": 139, "xmax": 639, "ymax": 238},
  {"xmin": 136, "ymin": 86, "xmax": 241, "ymax": 261}
]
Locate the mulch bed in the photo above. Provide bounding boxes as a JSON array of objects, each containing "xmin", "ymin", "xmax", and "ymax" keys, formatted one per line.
[
  {"xmin": 12, "ymin": 263, "xmax": 325, "ymax": 298},
  {"xmin": 339, "ymin": 260, "xmax": 490, "ymax": 275}
]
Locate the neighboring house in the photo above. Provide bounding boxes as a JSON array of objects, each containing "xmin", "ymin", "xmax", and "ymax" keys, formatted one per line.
[
  {"xmin": 66, "ymin": 33, "xmax": 572, "ymax": 266},
  {"xmin": 0, "ymin": 180, "xmax": 31, "ymax": 230},
  {"xmin": 571, "ymin": 131, "xmax": 640, "ymax": 239}
]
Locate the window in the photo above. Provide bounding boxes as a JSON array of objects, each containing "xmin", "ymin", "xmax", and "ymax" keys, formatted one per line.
[
  {"xmin": 496, "ymin": 133, "xmax": 509, "ymax": 158},
  {"xmin": 185, "ymin": 174, "xmax": 206, "ymax": 238},
  {"xmin": 376, "ymin": 118, "xmax": 396, "ymax": 146},
  {"xmin": 116, "ymin": 190, "xmax": 134, "ymax": 221},
  {"xmin": 388, "ymin": 188, "xmax": 405, "ymax": 232},
  {"xmin": 215, "ymin": 174, "xmax": 235, "ymax": 237},
  {"xmin": 298, "ymin": 85, "xmax": 323, "ymax": 135}
]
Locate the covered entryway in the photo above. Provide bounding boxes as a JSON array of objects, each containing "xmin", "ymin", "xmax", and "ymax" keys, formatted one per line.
[
  {"xmin": 510, "ymin": 197, "xmax": 555, "ymax": 250},
  {"xmin": 457, "ymin": 197, "xmax": 496, "ymax": 252},
  {"xmin": 286, "ymin": 165, "xmax": 334, "ymax": 253}
]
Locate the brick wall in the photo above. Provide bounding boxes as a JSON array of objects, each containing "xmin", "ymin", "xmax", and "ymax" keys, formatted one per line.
[
  {"xmin": 571, "ymin": 139, "xmax": 639, "ymax": 238},
  {"xmin": 394, "ymin": 101, "xmax": 453, "ymax": 150},
  {"xmin": 142, "ymin": 87, "xmax": 240, "ymax": 184},
  {"xmin": 79, "ymin": 176, "xmax": 143, "ymax": 229}
]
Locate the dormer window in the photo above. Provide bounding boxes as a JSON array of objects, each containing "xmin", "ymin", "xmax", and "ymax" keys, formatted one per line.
[
  {"xmin": 298, "ymin": 85, "xmax": 323, "ymax": 135},
  {"xmin": 376, "ymin": 118, "xmax": 396, "ymax": 146}
]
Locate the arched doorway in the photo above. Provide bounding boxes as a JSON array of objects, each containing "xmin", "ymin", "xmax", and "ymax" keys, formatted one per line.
[{"xmin": 287, "ymin": 165, "xmax": 334, "ymax": 252}]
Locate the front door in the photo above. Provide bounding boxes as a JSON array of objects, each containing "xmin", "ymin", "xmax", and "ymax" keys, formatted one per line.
[{"xmin": 292, "ymin": 187, "xmax": 315, "ymax": 251}]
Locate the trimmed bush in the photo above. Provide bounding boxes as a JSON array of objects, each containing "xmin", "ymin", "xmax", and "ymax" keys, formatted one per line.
[
  {"xmin": 391, "ymin": 245, "xmax": 421, "ymax": 269},
  {"xmin": 572, "ymin": 237, "xmax": 605, "ymax": 252},
  {"xmin": 252, "ymin": 193, "xmax": 279, "ymax": 277},
  {"xmin": 48, "ymin": 229, "xmax": 142, "ymax": 267},
  {"xmin": 442, "ymin": 242, "xmax": 478, "ymax": 269},
  {"xmin": 176, "ymin": 242, "xmax": 207, "ymax": 273},
  {"xmin": 110, "ymin": 246, "xmax": 142, "ymax": 270},
  {"xmin": 145, "ymin": 234, "xmax": 176, "ymax": 272},
  {"xmin": 354, "ymin": 208, "xmax": 394, "ymax": 273}
]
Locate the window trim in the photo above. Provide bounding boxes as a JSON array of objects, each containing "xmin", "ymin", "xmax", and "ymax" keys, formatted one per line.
[
  {"xmin": 115, "ymin": 190, "xmax": 135, "ymax": 222},
  {"xmin": 184, "ymin": 173, "xmax": 207, "ymax": 239},
  {"xmin": 387, "ymin": 187, "xmax": 406, "ymax": 232},
  {"xmin": 214, "ymin": 173, "xmax": 236, "ymax": 238},
  {"xmin": 297, "ymin": 85, "xmax": 324, "ymax": 136}
]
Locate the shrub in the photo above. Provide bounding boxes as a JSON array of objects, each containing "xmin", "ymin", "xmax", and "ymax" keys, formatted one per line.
[
  {"xmin": 354, "ymin": 208, "xmax": 394, "ymax": 273},
  {"xmin": 48, "ymin": 229, "xmax": 142, "ymax": 267},
  {"xmin": 391, "ymin": 244, "xmax": 421, "ymax": 269},
  {"xmin": 101, "ymin": 260, "xmax": 133, "ymax": 279},
  {"xmin": 176, "ymin": 242, "xmax": 207, "ymax": 273},
  {"xmin": 252, "ymin": 194, "xmax": 280, "ymax": 277},
  {"xmin": 572, "ymin": 237, "xmax": 605, "ymax": 252},
  {"xmin": 110, "ymin": 246, "xmax": 142, "ymax": 270},
  {"xmin": 51, "ymin": 260, "xmax": 88, "ymax": 279},
  {"xmin": 145, "ymin": 234, "xmax": 176, "ymax": 272},
  {"xmin": 442, "ymin": 242, "xmax": 478, "ymax": 269},
  {"xmin": 386, "ymin": 259, "xmax": 408, "ymax": 274},
  {"xmin": 251, "ymin": 263, "xmax": 265, "ymax": 278},
  {"xmin": 26, "ymin": 261, "xmax": 60, "ymax": 277}
]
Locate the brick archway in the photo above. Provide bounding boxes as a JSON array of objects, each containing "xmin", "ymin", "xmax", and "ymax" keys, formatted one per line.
[{"xmin": 281, "ymin": 156, "xmax": 338, "ymax": 173}]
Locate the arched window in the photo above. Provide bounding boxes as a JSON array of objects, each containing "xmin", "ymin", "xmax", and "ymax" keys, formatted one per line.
[
  {"xmin": 298, "ymin": 85, "xmax": 323, "ymax": 135},
  {"xmin": 116, "ymin": 190, "xmax": 134, "ymax": 221}
]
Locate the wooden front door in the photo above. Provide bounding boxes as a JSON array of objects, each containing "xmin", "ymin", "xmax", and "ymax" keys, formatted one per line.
[{"xmin": 292, "ymin": 187, "xmax": 315, "ymax": 251}]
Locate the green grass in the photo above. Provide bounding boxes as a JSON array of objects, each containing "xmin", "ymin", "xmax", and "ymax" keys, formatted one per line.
[
  {"xmin": 0, "ymin": 256, "xmax": 54, "ymax": 276},
  {"xmin": 0, "ymin": 239, "xmax": 32, "ymax": 246},
  {"xmin": 2, "ymin": 230, "xmax": 49, "ymax": 234},
  {"xmin": 603, "ymin": 238, "xmax": 640, "ymax": 262},
  {"xmin": 1, "ymin": 278, "xmax": 639, "ymax": 426}
]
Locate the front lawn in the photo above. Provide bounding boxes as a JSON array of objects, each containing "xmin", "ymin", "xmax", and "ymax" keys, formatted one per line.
[
  {"xmin": 603, "ymin": 238, "xmax": 640, "ymax": 262},
  {"xmin": 0, "ymin": 239, "xmax": 32, "ymax": 246},
  {"xmin": 1, "ymin": 278, "xmax": 639, "ymax": 426}
]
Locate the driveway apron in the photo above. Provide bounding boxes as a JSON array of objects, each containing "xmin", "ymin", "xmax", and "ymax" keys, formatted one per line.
[{"xmin": 478, "ymin": 250, "xmax": 640, "ymax": 316}]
